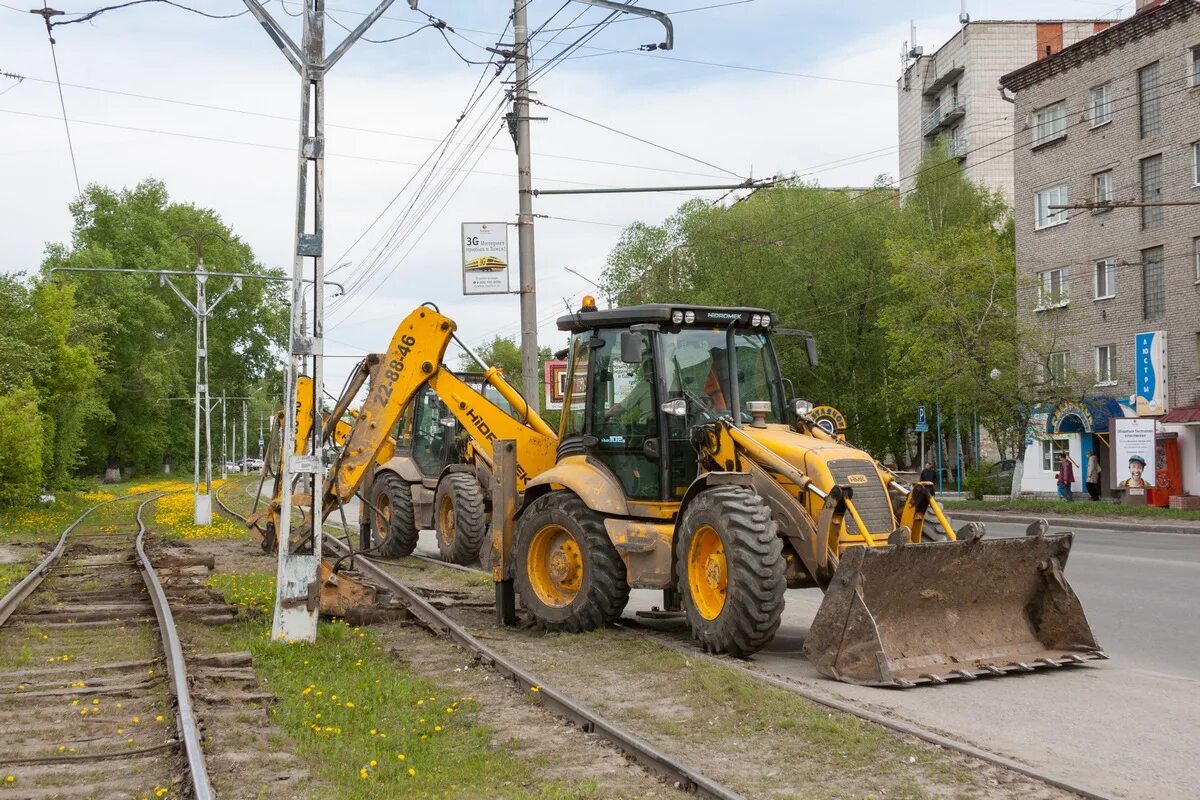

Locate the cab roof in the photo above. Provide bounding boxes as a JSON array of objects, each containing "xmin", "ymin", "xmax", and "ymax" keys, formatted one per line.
[{"xmin": 555, "ymin": 303, "xmax": 776, "ymax": 333}]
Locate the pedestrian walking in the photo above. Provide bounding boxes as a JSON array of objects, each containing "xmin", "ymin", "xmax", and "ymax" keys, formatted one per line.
[
  {"xmin": 1057, "ymin": 454, "xmax": 1075, "ymax": 501},
  {"xmin": 1086, "ymin": 453, "xmax": 1101, "ymax": 502}
]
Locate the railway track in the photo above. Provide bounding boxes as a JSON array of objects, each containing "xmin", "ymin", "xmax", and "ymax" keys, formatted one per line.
[
  {"xmin": 214, "ymin": 481, "xmax": 746, "ymax": 800},
  {"xmin": 0, "ymin": 493, "xmax": 212, "ymax": 800}
]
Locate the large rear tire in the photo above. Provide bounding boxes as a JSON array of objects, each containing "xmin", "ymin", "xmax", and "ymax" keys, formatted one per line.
[
  {"xmin": 435, "ymin": 473, "xmax": 488, "ymax": 565},
  {"xmin": 676, "ymin": 485, "xmax": 785, "ymax": 657},
  {"xmin": 514, "ymin": 492, "xmax": 629, "ymax": 632},
  {"xmin": 371, "ymin": 472, "xmax": 418, "ymax": 558}
]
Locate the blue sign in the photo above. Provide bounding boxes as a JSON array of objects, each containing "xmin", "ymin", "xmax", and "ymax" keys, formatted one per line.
[
  {"xmin": 1131, "ymin": 330, "xmax": 1167, "ymax": 415},
  {"xmin": 915, "ymin": 405, "xmax": 928, "ymax": 433}
]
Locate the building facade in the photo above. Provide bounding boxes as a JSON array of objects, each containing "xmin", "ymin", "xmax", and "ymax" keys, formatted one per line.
[
  {"xmin": 1000, "ymin": 0, "xmax": 1200, "ymax": 501},
  {"xmin": 898, "ymin": 19, "xmax": 1111, "ymax": 208}
]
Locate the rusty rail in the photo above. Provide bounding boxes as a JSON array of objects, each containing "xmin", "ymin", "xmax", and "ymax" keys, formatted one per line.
[{"xmin": 135, "ymin": 496, "xmax": 214, "ymax": 800}]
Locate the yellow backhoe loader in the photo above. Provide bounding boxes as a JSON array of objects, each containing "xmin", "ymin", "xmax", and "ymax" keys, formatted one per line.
[
  {"xmin": 281, "ymin": 300, "xmax": 1105, "ymax": 687},
  {"xmin": 508, "ymin": 297, "xmax": 1105, "ymax": 685}
]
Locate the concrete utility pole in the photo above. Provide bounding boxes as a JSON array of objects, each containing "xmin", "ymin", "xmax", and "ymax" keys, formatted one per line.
[
  {"xmin": 242, "ymin": 0, "xmax": 396, "ymax": 644},
  {"xmin": 512, "ymin": 0, "xmax": 539, "ymax": 405}
]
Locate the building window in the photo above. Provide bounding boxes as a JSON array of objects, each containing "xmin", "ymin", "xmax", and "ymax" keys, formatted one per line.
[
  {"xmin": 1140, "ymin": 155, "xmax": 1163, "ymax": 229},
  {"xmin": 1039, "ymin": 267, "xmax": 1069, "ymax": 308},
  {"xmin": 1094, "ymin": 257, "xmax": 1116, "ymax": 299},
  {"xmin": 1194, "ymin": 236, "xmax": 1200, "ymax": 283},
  {"xmin": 1035, "ymin": 184, "xmax": 1068, "ymax": 229},
  {"xmin": 1142, "ymin": 246, "xmax": 1165, "ymax": 319},
  {"xmin": 1047, "ymin": 351, "xmax": 1070, "ymax": 385},
  {"xmin": 1193, "ymin": 141, "xmax": 1199, "ymax": 186},
  {"xmin": 1090, "ymin": 83, "xmax": 1112, "ymax": 126},
  {"xmin": 1192, "ymin": 46, "xmax": 1200, "ymax": 87},
  {"xmin": 1093, "ymin": 170, "xmax": 1113, "ymax": 207},
  {"xmin": 1138, "ymin": 61, "xmax": 1161, "ymax": 138},
  {"xmin": 1032, "ymin": 101, "xmax": 1067, "ymax": 146},
  {"xmin": 1096, "ymin": 345, "xmax": 1116, "ymax": 384},
  {"xmin": 1041, "ymin": 438, "xmax": 1070, "ymax": 472}
]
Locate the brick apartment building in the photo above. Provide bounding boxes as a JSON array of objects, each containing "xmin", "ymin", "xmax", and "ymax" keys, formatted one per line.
[
  {"xmin": 898, "ymin": 16, "xmax": 1112, "ymax": 207},
  {"xmin": 1000, "ymin": 0, "xmax": 1200, "ymax": 501}
]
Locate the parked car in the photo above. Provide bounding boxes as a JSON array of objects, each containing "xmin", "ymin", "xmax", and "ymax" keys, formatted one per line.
[
  {"xmin": 982, "ymin": 459, "xmax": 1015, "ymax": 494},
  {"xmin": 240, "ymin": 457, "xmax": 264, "ymax": 471}
]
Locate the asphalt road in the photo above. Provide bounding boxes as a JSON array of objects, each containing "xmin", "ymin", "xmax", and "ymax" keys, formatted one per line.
[{"xmin": 326, "ymin": 489, "xmax": 1199, "ymax": 798}]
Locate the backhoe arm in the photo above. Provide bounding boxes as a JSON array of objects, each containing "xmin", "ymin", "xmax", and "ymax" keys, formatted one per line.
[{"xmin": 326, "ymin": 305, "xmax": 457, "ymax": 506}]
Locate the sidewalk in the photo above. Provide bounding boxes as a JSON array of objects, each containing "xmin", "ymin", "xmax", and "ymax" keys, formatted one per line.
[{"xmin": 944, "ymin": 507, "xmax": 1200, "ymax": 535}]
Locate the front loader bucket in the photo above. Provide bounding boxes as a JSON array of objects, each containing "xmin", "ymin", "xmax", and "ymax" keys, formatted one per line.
[{"xmin": 803, "ymin": 533, "xmax": 1106, "ymax": 687}]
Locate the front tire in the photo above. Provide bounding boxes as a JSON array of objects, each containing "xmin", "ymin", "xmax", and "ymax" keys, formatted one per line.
[
  {"xmin": 676, "ymin": 485, "xmax": 785, "ymax": 657},
  {"xmin": 371, "ymin": 472, "xmax": 418, "ymax": 558},
  {"xmin": 435, "ymin": 473, "xmax": 488, "ymax": 565},
  {"xmin": 514, "ymin": 492, "xmax": 629, "ymax": 632}
]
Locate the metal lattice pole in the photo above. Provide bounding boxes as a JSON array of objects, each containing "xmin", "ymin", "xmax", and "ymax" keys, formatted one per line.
[{"xmin": 241, "ymin": 0, "xmax": 397, "ymax": 644}]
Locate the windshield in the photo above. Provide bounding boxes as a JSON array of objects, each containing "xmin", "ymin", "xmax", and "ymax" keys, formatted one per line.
[{"xmin": 660, "ymin": 329, "xmax": 783, "ymax": 425}]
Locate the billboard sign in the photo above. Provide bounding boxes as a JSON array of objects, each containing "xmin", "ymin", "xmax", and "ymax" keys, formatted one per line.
[
  {"xmin": 544, "ymin": 359, "xmax": 568, "ymax": 410},
  {"xmin": 1111, "ymin": 417, "xmax": 1156, "ymax": 489},
  {"xmin": 461, "ymin": 222, "xmax": 510, "ymax": 295}
]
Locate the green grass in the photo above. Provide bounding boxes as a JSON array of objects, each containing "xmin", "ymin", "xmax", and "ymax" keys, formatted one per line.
[
  {"xmin": 207, "ymin": 615, "xmax": 596, "ymax": 800},
  {"xmin": 944, "ymin": 497, "xmax": 1200, "ymax": 522},
  {"xmin": 206, "ymin": 571, "xmax": 277, "ymax": 615}
]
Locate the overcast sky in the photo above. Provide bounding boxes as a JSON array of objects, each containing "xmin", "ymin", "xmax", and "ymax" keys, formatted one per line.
[{"xmin": 0, "ymin": 0, "xmax": 1131, "ymax": 393}]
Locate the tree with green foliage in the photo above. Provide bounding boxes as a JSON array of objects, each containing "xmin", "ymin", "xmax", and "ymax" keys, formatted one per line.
[
  {"xmin": 0, "ymin": 386, "xmax": 44, "ymax": 505},
  {"xmin": 40, "ymin": 179, "xmax": 288, "ymax": 481},
  {"xmin": 0, "ymin": 275, "xmax": 103, "ymax": 490},
  {"xmin": 881, "ymin": 143, "xmax": 1086, "ymax": 495}
]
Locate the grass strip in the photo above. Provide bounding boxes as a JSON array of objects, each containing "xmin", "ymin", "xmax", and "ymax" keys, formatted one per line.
[{"xmin": 944, "ymin": 497, "xmax": 1200, "ymax": 522}]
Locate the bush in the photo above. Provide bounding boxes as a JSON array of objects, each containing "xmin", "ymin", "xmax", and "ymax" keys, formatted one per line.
[{"xmin": 0, "ymin": 387, "xmax": 44, "ymax": 506}]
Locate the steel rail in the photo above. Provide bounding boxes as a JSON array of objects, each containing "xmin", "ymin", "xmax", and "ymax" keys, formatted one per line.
[
  {"xmin": 212, "ymin": 482, "xmax": 745, "ymax": 800},
  {"xmin": 135, "ymin": 495, "xmax": 215, "ymax": 800}
]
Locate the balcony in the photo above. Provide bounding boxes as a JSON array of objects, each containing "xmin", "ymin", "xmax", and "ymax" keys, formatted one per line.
[
  {"xmin": 949, "ymin": 134, "xmax": 969, "ymax": 158},
  {"xmin": 922, "ymin": 96, "xmax": 967, "ymax": 137}
]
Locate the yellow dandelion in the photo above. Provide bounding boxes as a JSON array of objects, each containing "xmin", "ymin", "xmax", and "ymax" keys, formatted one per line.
[
  {"xmin": 345, "ymin": 701, "xmax": 354, "ymax": 708},
  {"xmin": 379, "ymin": 733, "xmax": 387, "ymax": 739},
  {"xmin": 127, "ymin": 738, "xmax": 134, "ymax": 745},
  {"xmin": 408, "ymin": 768, "xmax": 416, "ymax": 777},
  {"xmin": 155, "ymin": 788, "xmax": 167, "ymax": 798},
  {"xmin": 58, "ymin": 745, "xmax": 66, "ymax": 753},
  {"xmin": 71, "ymin": 700, "xmax": 79, "ymax": 707},
  {"xmin": 358, "ymin": 768, "xmax": 368, "ymax": 780},
  {"xmin": 530, "ymin": 686, "xmax": 541, "ymax": 693},
  {"xmin": 91, "ymin": 699, "xmax": 99, "ymax": 705},
  {"xmin": 115, "ymin": 703, "xmax": 122, "ymax": 709},
  {"xmin": 416, "ymin": 699, "xmax": 424, "ymax": 706},
  {"xmin": 369, "ymin": 760, "xmax": 377, "ymax": 767},
  {"xmin": 396, "ymin": 753, "xmax": 406, "ymax": 761},
  {"xmin": 4, "ymin": 776, "xmax": 14, "ymax": 785},
  {"xmin": 155, "ymin": 715, "xmax": 164, "ymax": 723},
  {"xmin": 118, "ymin": 728, "xmax": 124, "ymax": 735},
  {"xmin": 68, "ymin": 748, "xmax": 75, "ymax": 754},
  {"xmin": 369, "ymin": 729, "xmax": 377, "ymax": 735},
  {"xmin": 434, "ymin": 725, "xmax": 442, "ymax": 732},
  {"xmin": 80, "ymin": 708, "xmax": 89, "ymax": 716}
]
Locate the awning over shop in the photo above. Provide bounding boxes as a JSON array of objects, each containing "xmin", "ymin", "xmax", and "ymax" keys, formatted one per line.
[
  {"xmin": 1045, "ymin": 396, "xmax": 1124, "ymax": 434},
  {"xmin": 1161, "ymin": 404, "xmax": 1200, "ymax": 424}
]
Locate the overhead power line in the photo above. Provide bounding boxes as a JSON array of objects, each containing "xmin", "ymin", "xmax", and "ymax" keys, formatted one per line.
[
  {"xmin": 30, "ymin": 4, "xmax": 81, "ymax": 196},
  {"xmin": 48, "ymin": 0, "xmax": 249, "ymax": 27}
]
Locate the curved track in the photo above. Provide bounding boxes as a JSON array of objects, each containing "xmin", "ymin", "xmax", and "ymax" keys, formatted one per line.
[
  {"xmin": 0, "ymin": 492, "xmax": 213, "ymax": 800},
  {"xmin": 214, "ymin": 481, "xmax": 745, "ymax": 800}
]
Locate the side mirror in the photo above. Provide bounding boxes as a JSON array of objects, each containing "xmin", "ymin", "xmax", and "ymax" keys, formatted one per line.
[
  {"xmin": 554, "ymin": 347, "xmax": 569, "ymax": 360},
  {"xmin": 620, "ymin": 331, "xmax": 644, "ymax": 364},
  {"xmin": 805, "ymin": 336, "xmax": 819, "ymax": 367},
  {"xmin": 661, "ymin": 398, "xmax": 687, "ymax": 417}
]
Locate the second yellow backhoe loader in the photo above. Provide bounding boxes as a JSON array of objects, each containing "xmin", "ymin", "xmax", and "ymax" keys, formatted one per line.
[{"xmin": 282, "ymin": 300, "xmax": 1105, "ymax": 687}]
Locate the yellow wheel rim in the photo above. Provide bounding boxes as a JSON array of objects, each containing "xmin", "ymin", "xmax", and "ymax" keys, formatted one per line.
[
  {"xmin": 688, "ymin": 524, "xmax": 727, "ymax": 621},
  {"xmin": 438, "ymin": 495, "xmax": 456, "ymax": 545},
  {"xmin": 374, "ymin": 492, "xmax": 390, "ymax": 537},
  {"xmin": 527, "ymin": 524, "xmax": 583, "ymax": 608}
]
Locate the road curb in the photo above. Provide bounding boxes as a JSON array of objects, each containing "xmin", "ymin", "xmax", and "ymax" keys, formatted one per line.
[{"xmin": 946, "ymin": 509, "xmax": 1199, "ymax": 535}]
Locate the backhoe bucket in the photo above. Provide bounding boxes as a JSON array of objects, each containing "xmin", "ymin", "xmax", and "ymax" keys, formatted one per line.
[{"xmin": 803, "ymin": 533, "xmax": 1106, "ymax": 687}]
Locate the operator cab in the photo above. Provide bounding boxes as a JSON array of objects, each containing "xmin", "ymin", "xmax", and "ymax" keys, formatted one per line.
[
  {"xmin": 395, "ymin": 373, "xmax": 518, "ymax": 478},
  {"xmin": 555, "ymin": 299, "xmax": 807, "ymax": 503}
]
